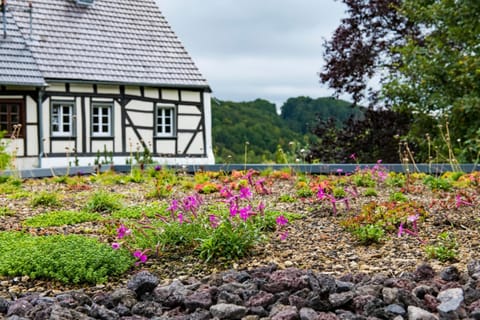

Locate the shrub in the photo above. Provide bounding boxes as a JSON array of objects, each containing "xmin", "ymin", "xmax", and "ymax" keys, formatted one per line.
[
  {"xmin": 197, "ymin": 219, "xmax": 263, "ymax": 262},
  {"xmin": 31, "ymin": 191, "xmax": 61, "ymax": 208},
  {"xmin": 389, "ymin": 192, "xmax": 408, "ymax": 202},
  {"xmin": 351, "ymin": 224, "xmax": 385, "ymax": 244},
  {"xmin": 85, "ymin": 191, "xmax": 123, "ymax": 213},
  {"xmin": 0, "ymin": 232, "xmax": 133, "ymax": 284},
  {"xmin": 23, "ymin": 210, "xmax": 103, "ymax": 227},
  {"xmin": 425, "ymin": 231, "xmax": 458, "ymax": 262}
]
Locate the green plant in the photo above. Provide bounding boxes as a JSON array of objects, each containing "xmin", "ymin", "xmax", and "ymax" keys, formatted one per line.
[
  {"xmin": 352, "ymin": 173, "xmax": 376, "ymax": 187},
  {"xmin": 385, "ymin": 172, "xmax": 406, "ymax": 188},
  {"xmin": 351, "ymin": 224, "xmax": 385, "ymax": 244},
  {"xmin": 31, "ymin": 191, "xmax": 61, "ymax": 208},
  {"xmin": 0, "ymin": 132, "xmax": 11, "ymax": 170},
  {"xmin": 296, "ymin": 187, "xmax": 313, "ymax": 198},
  {"xmin": 0, "ymin": 206, "xmax": 14, "ymax": 217},
  {"xmin": 112, "ymin": 204, "xmax": 166, "ymax": 220},
  {"xmin": 0, "ymin": 232, "xmax": 133, "ymax": 284},
  {"xmin": 279, "ymin": 194, "xmax": 296, "ymax": 203},
  {"xmin": 23, "ymin": 210, "xmax": 103, "ymax": 227},
  {"xmin": 85, "ymin": 191, "xmax": 123, "ymax": 213},
  {"xmin": 364, "ymin": 188, "xmax": 378, "ymax": 197},
  {"xmin": 423, "ymin": 176, "xmax": 452, "ymax": 191},
  {"xmin": 389, "ymin": 192, "xmax": 408, "ymax": 202},
  {"xmin": 197, "ymin": 219, "xmax": 263, "ymax": 262},
  {"xmin": 425, "ymin": 231, "xmax": 458, "ymax": 262},
  {"xmin": 333, "ymin": 187, "xmax": 347, "ymax": 199}
]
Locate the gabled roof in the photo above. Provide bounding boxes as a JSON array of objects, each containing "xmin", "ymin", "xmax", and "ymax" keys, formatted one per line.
[
  {"xmin": 0, "ymin": 10, "xmax": 46, "ymax": 86},
  {"xmin": 2, "ymin": 0, "xmax": 209, "ymax": 89}
]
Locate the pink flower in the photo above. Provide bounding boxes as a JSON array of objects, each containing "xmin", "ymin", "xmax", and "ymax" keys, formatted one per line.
[
  {"xmin": 239, "ymin": 187, "xmax": 252, "ymax": 199},
  {"xmin": 279, "ymin": 231, "xmax": 289, "ymax": 241},
  {"xmin": 276, "ymin": 215, "xmax": 288, "ymax": 226},
  {"xmin": 229, "ymin": 201, "xmax": 238, "ymax": 217},
  {"xmin": 397, "ymin": 223, "xmax": 404, "ymax": 237},
  {"xmin": 209, "ymin": 214, "xmax": 219, "ymax": 228},
  {"xmin": 117, "ymin": 225, "xmax": 131, "ymax": 239},
  {"xmin": 133, "ymin": 250, "xmax": 148, "ymax": 265},
  {"xmin": 317, "ymin": 188, "xmax": 326, "ymax": 200},
  {"xmin": 349, "ymin": 153, "xmax": 356, "ymax": 160},
  {"xmin": 239, "ymin": 205, "xmax": 252, "ymax": 221},
  {"xmin": 257, "ymin": 201, "xmax": 265, "ymax": 215},
  {"xmin": 455, "ymin": 194, "xmax": 473, "ymax": 208},
  {"xmin": 178, "ymin": 213, "xmax": 184, "ymax": 224},
  {"xmin": 111, "ymin": 242, "xmax": 121, "ymax": 250}
]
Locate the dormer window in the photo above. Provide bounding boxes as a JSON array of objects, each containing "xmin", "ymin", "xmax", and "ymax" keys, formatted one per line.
[{"xmin": 75, "ymin": 0, "xmax": 94, "ymax": 6}]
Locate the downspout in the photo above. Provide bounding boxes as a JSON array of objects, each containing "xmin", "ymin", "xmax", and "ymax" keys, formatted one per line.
[{"xmin": 37, "ymin": 88, "xmax": 44, "ymax": 168}]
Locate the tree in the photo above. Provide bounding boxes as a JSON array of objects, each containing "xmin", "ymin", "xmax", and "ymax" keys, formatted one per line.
[
  {"xmin": 384, "ymin": 0, "xmax": 480, "ymax": 162},
  {"xmin": 320, "ymin": 0, "xmax": 480, "ymax": 162},
  {"xmin": 319, "ymin": 0, "xmax": 418, "ymax": 104}
]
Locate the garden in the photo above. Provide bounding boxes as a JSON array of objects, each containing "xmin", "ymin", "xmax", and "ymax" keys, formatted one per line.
[{"xmin": 0, "ymin": 164, "xmax": 478, "ymax": 298}]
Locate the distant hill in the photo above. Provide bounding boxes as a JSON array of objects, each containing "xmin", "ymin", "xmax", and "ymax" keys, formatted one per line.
[
  {"xmin": 211, "ymin": 97, "xmax": 363, "ymax": 163},
  {"xmin": 281, "ymin": 96, "xmax": 364, "ymax": 134}
]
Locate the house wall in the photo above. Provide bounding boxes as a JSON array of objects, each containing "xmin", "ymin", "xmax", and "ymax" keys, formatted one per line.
[{"xmin": 0, "ymin": 83, "xmax": 214, "ymax": 169}]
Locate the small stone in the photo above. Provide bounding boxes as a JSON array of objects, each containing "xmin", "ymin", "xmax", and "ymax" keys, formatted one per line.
[
  {"xmin": 440, "ymin": 266, "xmax": 460, "ymax": 282},
  {"xmin": 127, "ymin": 271, "xmax": 159, "ymax": 297},
  {"xmin": 437, "ymin": 288, "xmax": 466, "ymax": 320},
  {"xmin": 299, "ymin": 307, "xmax": 319, "ymax": 320},
  {"xmin": 407, "ymin": 306, "xmax": 439, "ymax": 320},
  {"xmin": 328, "ymin": 291, "xmax": 355, "ymax": 308},
  {"xmin": 284, "ymin": 261, "xmax": 294, "ymax": 268},
  {"xmin": 210, "ymin": 303, "xmax": 247, "ymax": 319},
  {"xmin": 385, "ymin": 304, "xmax": 407, "ymax": 317}
]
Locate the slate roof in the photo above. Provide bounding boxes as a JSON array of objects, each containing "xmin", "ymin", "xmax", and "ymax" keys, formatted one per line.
[
  {"xmin": 2, "ymin": 0, "xmax": 209, "ymax": 89},
  {"xmin": 0, "ymin": 9, "xmax": 46, "ymax": 86}
]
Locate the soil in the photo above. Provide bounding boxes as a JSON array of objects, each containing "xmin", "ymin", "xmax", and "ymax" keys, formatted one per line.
[{"xmin": 0, "ymin": 170, "xmax": 479, "ymax": 298}]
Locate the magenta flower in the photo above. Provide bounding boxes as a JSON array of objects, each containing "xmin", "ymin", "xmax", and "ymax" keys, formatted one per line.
[
  {"xmin": 220, "ymin": 186, "xmax": 233, "ymax": 199},
  {"xmin": 397, "ymin": 223, "xmax": 404, "ymax": 237},
  {"xmin": 133, "ymin": 250, "xmax": 148, "ymax": 265},
  {"xmin": 317, "ymin": 188, "xmax": 326, "ymax": 200},
  {"xmin": 111, "ymin": 242, "xmax": 121, "ymax": 250},
  {"xmin": 229, "ymin": 201, "xmax": 238, "ymax": 217},
  {"xmin": 279, "ymin": 231, "xmax": 289, "ymax": 241},
  {"xmin": 239, "ymin": 187, "xmax": 252, "ymax": 199},
  {"xmin": 117, "ymin": 225, "xmax": 131, "ymax": 239},
  {"xmin": 276, "ymin": 215, "xmax": 288, "ymax": 226},
  {"xmin": 257, "ymin": 201, "xmax": 265, "ymax": 215},
  {"xmin": 167, "ymin": 199, "xmax": 179, "ymax": 213},
  {"xmin": 455, "ymin": 194, "xmax": 473, "ymax": 208},
  {"xmin": 255, "ymin": 178, "xmax": 270, "ymax": 194},
  {"xmin": 209, "ymin": 214, "xmax": 219, "ymax": 228},
  {"xmin": 178, "ymin": 213, "xmax": 184, "ymax": 224},
  {"xmin": 349, "ymin": 153, "xmax": 356, "ymax": 161},
  {"xmin": 239, "ymin": 205, "xmax": 252, "ymax": 221}
]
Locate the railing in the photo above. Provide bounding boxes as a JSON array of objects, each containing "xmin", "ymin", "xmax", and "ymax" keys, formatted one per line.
[{"xmin": 2, "ymin": 163, "xmax": 478, "ymax": 179}]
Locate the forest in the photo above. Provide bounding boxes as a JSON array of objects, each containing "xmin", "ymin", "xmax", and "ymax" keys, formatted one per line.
[{"xmin": 211, "ymin": 96, "xmax": 363, "ymax": 163}]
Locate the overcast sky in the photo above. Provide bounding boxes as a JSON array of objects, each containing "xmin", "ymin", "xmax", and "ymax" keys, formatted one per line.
[{"xmin": 157, "ymin": 1, "xmax": 347, "ymax": 108}]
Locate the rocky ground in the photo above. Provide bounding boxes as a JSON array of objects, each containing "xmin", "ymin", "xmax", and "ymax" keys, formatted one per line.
[{"xmin": 0, "ymin": 170, "xmax": 479, "ymax": 319}]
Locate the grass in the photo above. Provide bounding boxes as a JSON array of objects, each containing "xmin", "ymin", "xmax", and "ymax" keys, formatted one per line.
[{"xmin": 23, "ymin": 210, "xmax": 103, "ymax": 227}]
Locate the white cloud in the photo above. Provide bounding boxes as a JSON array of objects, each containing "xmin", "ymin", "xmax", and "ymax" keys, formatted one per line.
[{"xmin": 157, "ymin": 0, "xmax": 347, "ymax": 106}]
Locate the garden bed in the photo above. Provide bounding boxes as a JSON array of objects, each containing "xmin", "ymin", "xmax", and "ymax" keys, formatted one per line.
[{"xmin": 0, "ymin": 166, "xmax": 478, "ymax": 298}]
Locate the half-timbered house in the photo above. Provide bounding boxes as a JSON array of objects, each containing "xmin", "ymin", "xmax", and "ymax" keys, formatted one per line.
[{"xmin": 0, "ymin": 0, "xmax": 214, "ymax": 169}]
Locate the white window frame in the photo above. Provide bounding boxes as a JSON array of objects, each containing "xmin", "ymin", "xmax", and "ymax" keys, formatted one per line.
[
  {"xmin": 156, "ymin": 104, "xmax": 176, "ymax": 137},
  {"xmin": 51, "ymin": 101, "xmax": 75, "ymax": 137},
  {"xmin": 91, "ymin": 102, "xmax": 113, "ymax": 137}
]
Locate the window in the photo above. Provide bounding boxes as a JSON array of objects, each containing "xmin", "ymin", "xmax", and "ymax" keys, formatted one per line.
[
  {"xmin": 51, "ymin": 101, "xmax": 74, "ymax": 137},
  {"xmin": 0, "ymin": 100, "xmax": 24, "ymax": 138},
  {"xmin": 91, "ymin": 103, "xmax": 112, "ymax": 136},
  {"xmin": 156, "ymin": 104, "xmax": 175, "ymax": 137}
]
